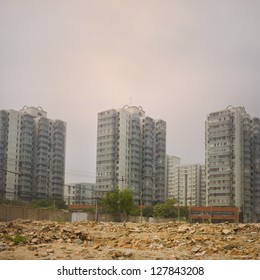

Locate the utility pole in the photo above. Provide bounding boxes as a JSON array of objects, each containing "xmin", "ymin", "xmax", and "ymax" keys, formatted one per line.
[
  {"xmin": 140, "ymin": 191, "xmax": 143, "ymax": 223},
  {"xmin": 188, "ymin": 196, "xmax": 192, "ymax": 223},
  {"xmin": 95, "ymin": 196, "xmax": 98, "ymax": 222},
  {"xmin": 177, "ymin": 200, "xmax": 180, "ymax": 221}
]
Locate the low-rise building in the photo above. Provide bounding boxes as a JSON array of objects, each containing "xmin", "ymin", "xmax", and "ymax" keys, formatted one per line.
[{"xmin": 191, "ymin": 206, "xmax": 239, "ymax": 223}]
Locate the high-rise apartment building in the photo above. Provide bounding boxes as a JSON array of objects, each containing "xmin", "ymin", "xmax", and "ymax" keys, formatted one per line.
[
  {"xmin": 96, "ymin": 105, "xmax": 166, "ymax": 206},
  {"xmin": 0, "ymin": 106, "xmax": 66, "ymax": 202},
  {"xmin": 167, "ymin": 161, "xmax": 206, "ymax": 207},
  {"xmin": 205, "ymin": 106, "xmax": 260, "ymax": 222},
  {"xmin": 166, "ymin": 155, "xmax": 181, "ymax": 200}
]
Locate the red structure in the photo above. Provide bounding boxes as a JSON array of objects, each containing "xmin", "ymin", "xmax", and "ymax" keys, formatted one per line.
[
  {"xmin": 68, "ymin": 204, "xmax": 94, "ymax": 211},
  {"xmin": 191, "ymin": 206, "xmax": 239, "ymax": 223}
]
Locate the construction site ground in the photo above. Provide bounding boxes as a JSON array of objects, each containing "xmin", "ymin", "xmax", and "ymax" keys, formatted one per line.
[{"xmin": 0, "ymin": 219, "xmax": 259, "ymax": 260}]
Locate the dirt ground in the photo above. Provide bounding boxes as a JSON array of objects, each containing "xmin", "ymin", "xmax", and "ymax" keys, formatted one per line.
[{"xmin": 0, "ymin": 219, "xmax": 259, "ymax": 260}]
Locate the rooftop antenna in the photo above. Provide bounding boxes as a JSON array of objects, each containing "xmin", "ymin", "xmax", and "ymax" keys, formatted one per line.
[{"xmin": 129, "ymin": 96, "xmax": 132, "ymax": 106}]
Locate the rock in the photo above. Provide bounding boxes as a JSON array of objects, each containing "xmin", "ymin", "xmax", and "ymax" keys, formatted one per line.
[
  {"xmin": 195, "ymin": 251, "xmax": 206, "ymax": 257},
  {"xmin": 222, "ymin": 229, "xmax": 232, "ymax": 235},
  {"xmin": 40, "ymin": 252, "xmax": 48, "ymax": 257},
  {"xmin": 149, "ymin": 242, "xmax": 164, "ymax": 250},
  {"xmin": 0, "ymin": 243, "xmax": 9, "ymax": 251},
  {"xmin": 191, "ymin": 246, "xmax": 202, "ymax": 253},
  {"xmin": 118, "ymin": 237, "xmax": 132, "ymax": 247},
  {"xmin": 224, "ymin": 244, "xmax": 234, "ymax": 250},
  {"xmin": 177, "ymin": 225, "xmax": 190, "ymax": 233},
  {"xmin": 27, "ymin": 246, "xmax": 37, "ymax": 251},
  {"xmin": 169, "ymin": 254, "xmax": 177, "ymax": 260},
  {"xmin": 44, "ymin": 236, "xmax": 52, "ymax": 242},
  {"xmin": 123, "ymin": 251, "xmax": 133, "ymax": 258},
  {"xmin": 46, "ymin": 248, "xmax": 54, "ymax": 254},
  {"xmin": 110, "ymin": 250, "xmax": 123, "ymax": 259}
]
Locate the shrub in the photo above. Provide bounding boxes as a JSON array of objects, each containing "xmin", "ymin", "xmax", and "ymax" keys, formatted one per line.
[{"xmin": 12, "ymin": 234, "xmax": 27, "ymax": 245}]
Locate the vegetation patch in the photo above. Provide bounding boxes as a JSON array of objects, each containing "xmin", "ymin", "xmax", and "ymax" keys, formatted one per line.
[{"xmin": 1, "ymin": 234, "xmax": 27, "ymax": 245}]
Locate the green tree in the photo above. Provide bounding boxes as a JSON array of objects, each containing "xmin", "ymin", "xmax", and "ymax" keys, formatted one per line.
[
  {"xmin": 0, "ymin": 199, "xmax": 25, "ymax": 206},
  {"xmin": 119, "ymin": 188, "xmax": 134, "ymax": 215},
  {"xmin": 31, "ymin": 199, "xmax": 52, "ymax": 208},
  {"xmin": 101, "ymin": 187, "xmax": 135, "ymax": 215},
  {"xmin": 54, "ymin": 199, "xmax": 67, "ymax": 209},
  {"xmin": 179, "ymin": 207, "xmax": 189, "ymax": 220},
  {"xmin": 102, "ymin": 188, "xmax": 120, "ymax": 213},
  {"xmin": 153, "ymin": 198, "xmax": 178, "ymax": 218},
  {"xmin": 30, "ymin": 199, "xmax": 67, "ymax": 209},
  {"xmin": 142, "ymin": 206, "xmax": 154, "ymax": 217}
]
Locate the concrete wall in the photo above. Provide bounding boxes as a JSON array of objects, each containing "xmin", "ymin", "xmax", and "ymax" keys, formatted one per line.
[
  {"xmin": 0, "ymin": 205, "xmax": 177, "ymax": 223},
  {"xmin": 71, "ymin": 212, "xmax": 176, "ymax": 223},
  {"xmin": 0, "ymin": 205, "xmax": 71, "ymax": 222}
]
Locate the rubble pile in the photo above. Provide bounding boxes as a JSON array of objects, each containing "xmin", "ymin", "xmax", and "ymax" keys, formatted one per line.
[{"xmin": 0, "ymin": 219, "xmax": 259, "ymax": 260}]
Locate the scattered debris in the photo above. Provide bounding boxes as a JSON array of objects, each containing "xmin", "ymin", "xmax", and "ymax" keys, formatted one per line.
[{"xmin": 0, "ymin": 220, "xmax": 259, "ymax": 260}]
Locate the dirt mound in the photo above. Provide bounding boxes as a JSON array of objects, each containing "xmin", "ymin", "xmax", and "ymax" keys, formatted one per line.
[{"xmin": 0, "ymin": 220, "xmax": 259, "ymax": 260}]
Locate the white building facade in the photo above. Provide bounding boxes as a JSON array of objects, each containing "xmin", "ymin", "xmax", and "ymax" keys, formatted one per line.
[
  {"xmin": 167, "ymin": 162, "xmax": 206, "ymax": 207},
  {"xmin": 96, "ymin": 105, "xmax": 167, "ymax": 206},
  {"xmin": 64, "ymin": 183, "xmax": 95, "ymax": 205},
  {"xmin": 0, "ymin": 106, "xmax": 66, "ymax": 202},
  {"xmin": 166, "ymin": 155, "xmax": 181, "ymax": 200},
  {"xmin": 205, "ymin": 106, "xmax": 260, "ymax": 222}
]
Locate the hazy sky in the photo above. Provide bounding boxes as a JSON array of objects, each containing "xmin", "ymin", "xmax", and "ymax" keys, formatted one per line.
[{"xmin": 1, "ymin": 0, "xmax": 260, "ymax": 183}]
